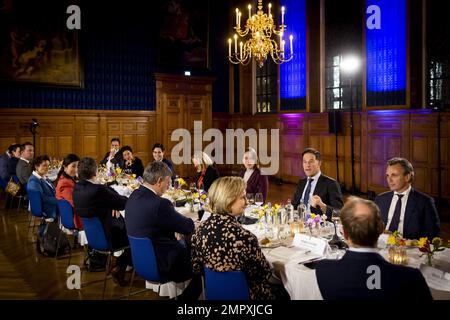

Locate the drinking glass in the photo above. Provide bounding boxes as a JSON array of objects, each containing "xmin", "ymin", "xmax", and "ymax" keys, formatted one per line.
[
  {"xmin": 327, "ymin": 245, "xmax": 340, "ymax": 259},
  {"xmin": 255, "ymin": 193, "xmax": 263, "ymax": 207},
  {"xmin": 190, "ymin": 182, "xmax": 197, "ymax": 193},
  {"xmin": 332, "ymin": 209, "xmax": 340, "ymax": 225},
  {"xmin": 246, "ymin": 193, "xmax": 254, "ymax": 206}
]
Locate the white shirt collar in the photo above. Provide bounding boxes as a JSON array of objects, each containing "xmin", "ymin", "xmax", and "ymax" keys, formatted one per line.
[
  {"xmin": 308, "ymin": 171, "xmax": 321, "ymax": 181},
  {"xmin": 348, "ymin": 247, "xmax": 379, "ymax": 253},
  {"xmin": 32, "ymin": 171, "xmax": 44, "ymax": 179},
  {"xmin": 87, "ymin": 178, "xmax": 99, "ymax": 184},
  {"xmin": 20, "ymin": 157, "xmax": 29, "ymax": 164},
  {"xmin": 394, "ymin": 185, "xmax": 412, "ymax": 196}
]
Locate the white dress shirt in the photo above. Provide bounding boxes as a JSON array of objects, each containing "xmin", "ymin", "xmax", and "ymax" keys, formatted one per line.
[
  {"xmin": 243, "ymin": 168, "xmax": 254, "ymax": 184},
  {"xmin": 301, "ymin": 171, "xmax": 322, "ymax": 210},
  {"xmin": 385, "ymin": 185, "xmax": 412, "ymax": 235},
  {"xmin": 32, "ymin": 171, "xmax": 55, "ymax": 190}
]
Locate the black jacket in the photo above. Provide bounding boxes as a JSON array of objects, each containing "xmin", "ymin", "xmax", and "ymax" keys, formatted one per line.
[
  {"xmin": 316, "ymin": 250, "xmax": 432, "ymax": 300},
  {"xmin": 375, "ymin": 188, "xmax": 440, "ymax": 239},
  {"xmin": 125, "ymin": 185, "xmax": 195, "ymax": 282},
  {"xmin": 292, "ymin": 174, "xmax": 343, "ymax": 218}
]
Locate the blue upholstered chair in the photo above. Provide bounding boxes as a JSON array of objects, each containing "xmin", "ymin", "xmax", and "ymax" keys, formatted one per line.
[{"xmin": 203, "ymin": 266, "xmax": 249, "ymax": 300}]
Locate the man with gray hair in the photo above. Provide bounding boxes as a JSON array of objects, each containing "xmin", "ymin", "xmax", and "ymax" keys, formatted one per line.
[
  {"xmin": 125, "ymin": 161, "xmax": 200, "ymax": 299},
  {"xmin": 375, "ymin": 157, "xmax": 440, "ymax": 239}
]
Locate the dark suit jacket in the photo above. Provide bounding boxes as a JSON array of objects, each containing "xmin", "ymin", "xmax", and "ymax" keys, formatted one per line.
[
  {"xmin": 316, "ymin": 250, "xmax": 432, "ymax": 300},
  {"xmin": 375, "ymin": 188, "xmax": 440, "ymax": 239},
  {"xmin": 7, "ymin": 157, "xmax": 19, "ymax": 181},
  {"xmin": 99, "ymin": 151, "xmax": 124, "ymax": 168},
  {"xmin": 125, "ymin": 185, "xmax": 195, "ymax": 282},
  {"xmin": 197, "ymin": 165, "xmax": 220, "ymax": 192},
  {"xmin": 239, "ymin": 168, "xmax": 269, "ymax": 202},
  {"xmin": 122, "ymin": 157, "xmax": 144, "ymax": 177},
  {"xmin": 16, "ymin": 159, "xmax": 32, "ymax": 185},
  {"xmin": 0, "ymin": 152, "xmax": 10, "ymax": 180},
  {"xmin": 27, "ymin": 174, "xmax": 57, "ymax": 218},
  {"xmin": 292, "ymin": 174, "xmax": 343, "ymax": 218},
  {"xmin": 73, "ymin": 180, "xmax": 128, "ymax": 247}
]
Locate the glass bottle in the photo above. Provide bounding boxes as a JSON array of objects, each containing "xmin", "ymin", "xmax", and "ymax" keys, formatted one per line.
[
  {"xmin": 298, "ymin": 199, "xmax": 306, "ymax": 222},
  {"xmin": 285, "ymin": 199, "xmax": 294, "ymax": 222},
  {"xmin": 173, "ymin": 175, "xmax": 180, "ymax": 189}
]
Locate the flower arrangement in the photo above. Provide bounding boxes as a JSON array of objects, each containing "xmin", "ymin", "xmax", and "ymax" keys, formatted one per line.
[
  {"xmin": 387, "ymin": 231, "xmax": 407, "ymax": 247},
  {"xmin": 417, "ymin": 237, "xmax": 448, "ymax": 266},
  {"xmin": 305, "ymin": 212, "xmax": 327, "ymax": 228},
  {"xmin": 257, "ymin": 203, "xmax": 281, "ymax": 220},
  {"xmin": 175, "ymin": 177, "xmax": 187, "ymax": 189}
]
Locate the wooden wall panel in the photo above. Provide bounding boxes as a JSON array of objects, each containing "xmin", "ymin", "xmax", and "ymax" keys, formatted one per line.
[
  {"xmin": 213, "ymin": 110, "xmax": 450, "ymax": 207},
  {"xmin": 155, "ymin": 73, "xmax": 214, "ymax": 179},
  {"xmin": 0, "ymin": 109, "xmax": 155, "ymax": 166}
]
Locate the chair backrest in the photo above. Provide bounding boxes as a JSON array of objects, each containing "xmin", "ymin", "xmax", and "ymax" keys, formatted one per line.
[
  {"xmin": 27, "ymin": 190, "xmax": 44, "ymax": 218},
  {"xmin": 81, "ymin": 217, "xmax": 110, "ymax": 251},
  {"xmin": 203, "ymin": 266, "xmax": 249, "ymax": 300},
  {"xmin": 57, "ymin": 199, "xmax": 75, "ymax": 230},
  {"xmin": 128, "ymin": 235, "xmax": 163, "ymax": 283}
]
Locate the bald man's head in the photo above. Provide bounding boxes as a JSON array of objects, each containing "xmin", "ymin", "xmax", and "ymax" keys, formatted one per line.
[{"xmin": 340, "ymin": 197, "xmax": 385, "ymax": 248}]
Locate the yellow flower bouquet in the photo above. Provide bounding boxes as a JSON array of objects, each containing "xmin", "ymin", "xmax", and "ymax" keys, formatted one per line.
[{"xmin": 417, "ymin": 237, "xmax": 447, "ymax": 266}]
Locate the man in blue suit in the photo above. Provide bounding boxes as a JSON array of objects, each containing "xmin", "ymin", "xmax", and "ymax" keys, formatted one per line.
[
  {"xmin": 125, "ymin": 161, "xmax": 200, "ymax": 299},
  {"xmin": 27, "ymin": 155, "xmax": 57, "ymax": 220},
  {"xmin": 315, "ymin": 197, "xmax": 432, "ymax": 300},
  {"xmin": 375, "ymin": 158, "xmax": 440, "ymax": 240}
]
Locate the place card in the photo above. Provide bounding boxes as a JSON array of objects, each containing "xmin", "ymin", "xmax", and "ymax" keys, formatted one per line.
[
  {"xmin": 419, "ymin": 264, "xmax": 450, "ymax": 292},
  {"xmin": 293, "ymin": 233, "xmax": 328, "ymax": 256}
]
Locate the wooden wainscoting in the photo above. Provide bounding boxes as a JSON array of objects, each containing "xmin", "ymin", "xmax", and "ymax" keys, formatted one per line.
[
  {"xmin": 213, "ymin": 110, "xmax": 450, "ymax": 207},
  {"xmin": 154, "ymin": 73, "xmax": 214, "ymax": 179},
  {"xmin": 0, "ymin": 109, "xmax": 156, "ymax": 165}
]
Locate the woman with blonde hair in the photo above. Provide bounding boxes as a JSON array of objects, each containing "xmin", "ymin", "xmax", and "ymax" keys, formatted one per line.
[
  {"xmin": 190, "ymin": 176, "xmax": 274, "ymax": 300},
  {"xmin": 191, "ymin": 151, "xmax": 219, "ymax": 192},
  {"xmin": 240, "ymin": 147, "xmax": 268, "ymax": 202}
]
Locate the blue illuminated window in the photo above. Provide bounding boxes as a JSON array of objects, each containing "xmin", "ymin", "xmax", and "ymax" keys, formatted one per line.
[
  {"xmin": 280, "ymin": 0, "xmax": 306, "ymax": 110},
  {"xmin": 366, "ymin": 0, "xmax": 406, "ymax": 106}
]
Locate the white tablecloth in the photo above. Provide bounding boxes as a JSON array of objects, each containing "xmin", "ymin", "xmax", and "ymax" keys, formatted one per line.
[{"xmin": 243, "ymin": 223, "xmax": 450, "ymax": 299}]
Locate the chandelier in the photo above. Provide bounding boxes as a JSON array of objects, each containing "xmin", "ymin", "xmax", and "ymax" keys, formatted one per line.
[{"xmin": 228, "ymin": 0, "xmax": 293, "ymax": 68}]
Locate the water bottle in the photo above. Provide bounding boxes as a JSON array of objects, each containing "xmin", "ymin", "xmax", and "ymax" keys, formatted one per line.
[
  {"xmin": 173, "ymin": 175, "xmax": 180, "ymax": 189},
  {"xmin": 285, "ymin": 199, "xmax": 294, "ymax": 222},
  {"xmin": 298, "ymin": 199, "xmax": 306, "ymax": 222}
]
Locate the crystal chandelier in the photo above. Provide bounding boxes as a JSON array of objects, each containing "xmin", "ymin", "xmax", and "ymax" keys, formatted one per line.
[{"xmin": 228, "ymin": 0, "xmax": 293, "ymax": 68}]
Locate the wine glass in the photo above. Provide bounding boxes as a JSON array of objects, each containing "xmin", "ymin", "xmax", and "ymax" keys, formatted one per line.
[
  {"xmin": 246, "ymin": 193, "xmax": 254, "ymax": 206},
  {"xmin": 254, "ymin": 193, "xmax": 263, "ymax": 207},
  {"xmin": 331, "ymin": 209, "xmax": 340, "ymax": 225}
]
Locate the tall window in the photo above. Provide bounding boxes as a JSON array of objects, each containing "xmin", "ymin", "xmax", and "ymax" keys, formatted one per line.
[
  {"xmin": 427, "ymin": 0, "xmax": 450, "ymax": 109},
  {"xmin": 325, "ymin": 0, "xmax": 362, "ymax": 110},
  {"xmin": 256, "ymin": 60, "xmax": 277, "ymax": 113}
]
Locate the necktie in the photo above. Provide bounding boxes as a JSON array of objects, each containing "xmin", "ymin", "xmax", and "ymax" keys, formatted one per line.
[
  {"xmin": 389, "ymin": 194, "xmax": 404, "ymax": 232},
  {"xmin": 303, "ymin": 178, "xmax": 314, "ymax": 207}
]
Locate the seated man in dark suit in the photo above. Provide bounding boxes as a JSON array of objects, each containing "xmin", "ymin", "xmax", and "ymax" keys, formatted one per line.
[
  {"xmin": 73, "ymin": 157, "xmax": 130, "ymax": 286},
  {"xmin": 375, "ymin": 157, "xmax": 440, "ymax": 239},
  {"xmin": 292, "ymin": 148, "xmax": 343, "ymax": 218},
  {"xmin": 125, "ymin": 161, "xmax": 200, "ymax": 299},
  {"xmin": 315, "ymin": 196, "xmax": 432, "ymax": 300},
  {"xmin": 16, "ymin": 142, "xmax": 34, "ymax": 185},
  {"xmin": 99, "ymin": 137, "xmax": 124, "ymax": 168}
]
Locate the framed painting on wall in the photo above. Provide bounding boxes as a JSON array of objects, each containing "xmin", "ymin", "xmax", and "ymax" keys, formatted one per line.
[
  {"xmin": 156, "ymin": 0, "xmax": 210, "ymax": 70},
  {"xmin": 0, "ymin": 0, "xmax": 83, "ymax": 87}
]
